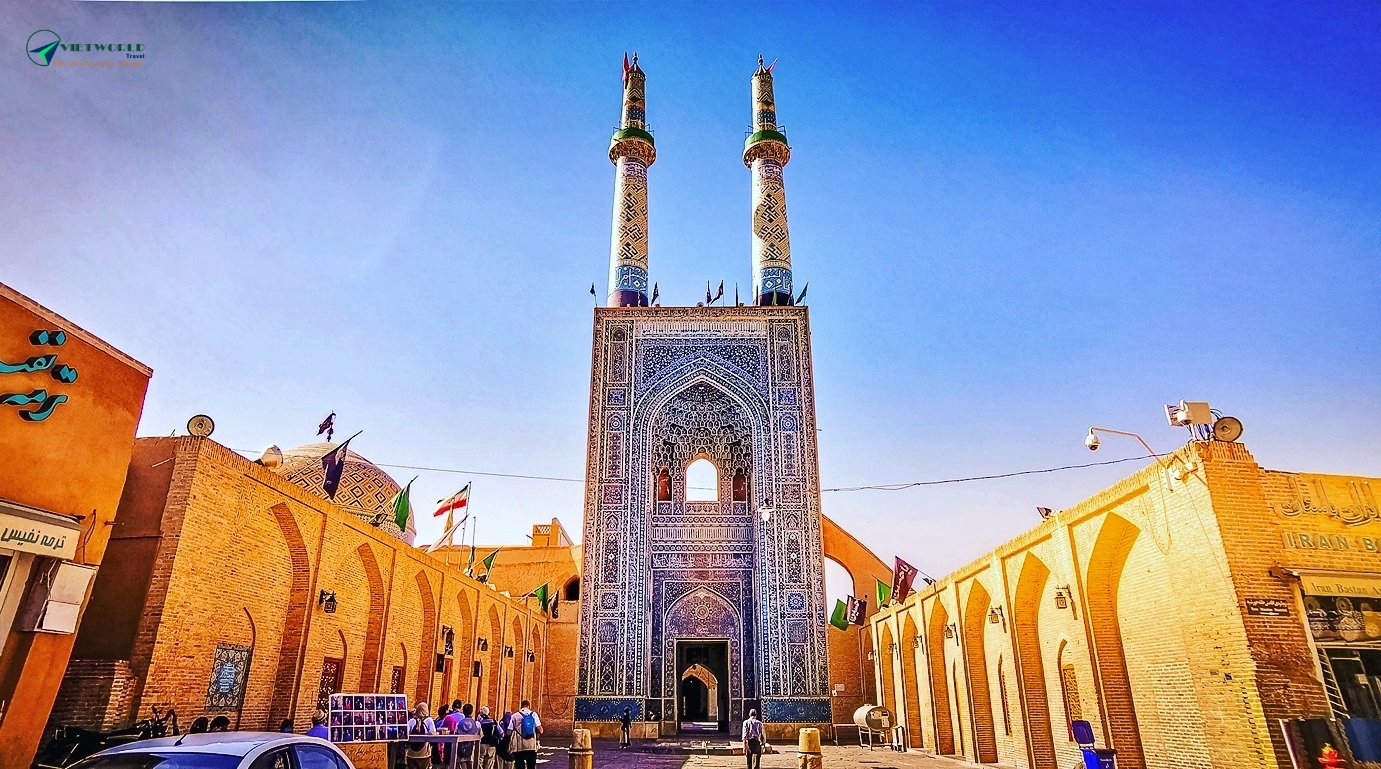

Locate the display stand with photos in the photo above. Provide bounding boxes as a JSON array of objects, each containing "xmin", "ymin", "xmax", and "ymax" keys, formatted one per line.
[{"xmin": 327, "ymin": 693, "xmax": 409, "ymax": 743}]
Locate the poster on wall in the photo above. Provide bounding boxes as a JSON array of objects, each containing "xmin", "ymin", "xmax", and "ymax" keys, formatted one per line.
[
  {"xmin": 1304, "ymin": 595, "xmax": 1381, "ymax": 643},
  {"xmin": 328, "ymin": 693, "xmax": 408, "ymax": 743},
  {"xmin": 205, "ymin": 643, "xmax": 253, "ymax": 713}
]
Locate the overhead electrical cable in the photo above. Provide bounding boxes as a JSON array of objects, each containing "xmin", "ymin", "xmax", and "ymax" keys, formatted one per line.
[{"xmin": 230, "ymin": 447, "xmax": 1166, "ymax": 494}]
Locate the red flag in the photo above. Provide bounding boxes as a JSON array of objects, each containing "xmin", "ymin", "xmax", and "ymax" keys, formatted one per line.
[
  {"xmin": 622, "ymin": 53, "xmax": 630, "ymax": 83},
  {"xmin": 892, "ymin": 557, "xmax": 919, "ymax": 604},
  {"xmin": 433, "ymin": 483, "xmax": 471, "ymax": 518}
]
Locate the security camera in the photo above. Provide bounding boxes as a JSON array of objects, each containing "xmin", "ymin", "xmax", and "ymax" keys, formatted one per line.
[{"xmin": 1085, "ymin": 432, "xmax": 1100, "ymax": 451}]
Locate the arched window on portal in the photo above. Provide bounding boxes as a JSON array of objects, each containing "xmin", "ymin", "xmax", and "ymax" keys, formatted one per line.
[
  {"xmin": 563, "ymin": 576, "xmax": 580, "ymax": 601},
  {"xmin": 656, "ymin": 468, "xmax": 672, "ymax": 502},
  {"xmin": 686, "ymin": 458, "xmax": 718, "ymax": 502},
  {"xmin": 732, "ymin": 469, "xmax": 748, "ymax": 502}
]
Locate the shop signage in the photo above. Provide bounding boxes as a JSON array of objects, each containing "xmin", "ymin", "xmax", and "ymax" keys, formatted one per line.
[
  {"xmin": 1283, "ymin": 532, "xmax": 1381, "ymax": 553},
  {"xmin": 1300, "ymin": 574, "xmax": 1381, "ymax": 598},
  {"xmin": 0, "ymin": 508, "xmax": 78, "ymax": 560},
  {"xmin": 1, "ymin": 328, "xmax": 77, "ymax": 422},
  {"xmin": 1245, "ymin": 598, "xmax": 1291, "ymax": 617}
]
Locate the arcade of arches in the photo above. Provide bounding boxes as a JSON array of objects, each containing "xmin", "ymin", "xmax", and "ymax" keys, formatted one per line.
[{"xmin": 869, "ymin": 441, "xmax": 1381, "ymax": 769}]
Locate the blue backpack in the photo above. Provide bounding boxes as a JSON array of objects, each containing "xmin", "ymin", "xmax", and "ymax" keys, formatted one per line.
[{"xmin": 520, "ymin": 711, "xmax": 537, "ymax": 739}]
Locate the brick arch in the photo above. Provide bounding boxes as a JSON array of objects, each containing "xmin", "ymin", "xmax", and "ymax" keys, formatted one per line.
[
  {"xmin": 1013, "ymin": 554, "xmax": 1057, "ymax": 769},
  {"xmin": 963, "ymin": 582, "xmax": 999, "ymax": 763},
  {"xmin": 509, "ymin": 616, "xmax": 525, "ymax": 711},
  {"xmin": 899, "ymin": 615, "xmax": 924, "ymax": 748},
  {"xmin": 414, "ymin": 571, "xmax": 438, "ymax": 706},
  {"xmin": 456, "ymin": 592, "xmax": 475, "ymax": 703},
  {"xmin": 878, "ymin": 623, "xmax": 897, "ymax": 717},
  {"xmin": 1084, "ymin": 512, "xmax": 1146, "ymax": 769},
  {"xmin": 356, "ymin": 543, "xmax": 386, "ymax": 691},
  {"xmin": 267, "ymin": 503, "xmax": 311, "ymax": 729},
  {"xmin": 927, "ymin": 601, "xmax": 956, "ymax": 755},
  {"xmin": 486, "ymin": 605, "xmax": 503, "ymax": 710}
]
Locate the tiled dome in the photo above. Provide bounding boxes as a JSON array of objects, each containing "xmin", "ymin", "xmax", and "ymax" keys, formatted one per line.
[{"xmin": 274, "ymin": 442, "xmax": 416, "ymax": 545}]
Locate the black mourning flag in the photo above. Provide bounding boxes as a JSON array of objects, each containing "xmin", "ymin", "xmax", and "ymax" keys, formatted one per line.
[{"xmin": 321, "ymin": 436, "xmax": 356, "ymax": 500}]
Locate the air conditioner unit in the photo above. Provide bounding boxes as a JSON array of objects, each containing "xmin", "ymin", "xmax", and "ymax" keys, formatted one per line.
[{"xmin": 20, "ymin": 561, "xmax": 96, "ymax": 634}]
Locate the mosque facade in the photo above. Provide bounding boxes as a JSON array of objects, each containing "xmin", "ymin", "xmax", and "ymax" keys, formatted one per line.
[{"xmin": 574, "ymin": 56, "xmax": 850, "ymax": 737}]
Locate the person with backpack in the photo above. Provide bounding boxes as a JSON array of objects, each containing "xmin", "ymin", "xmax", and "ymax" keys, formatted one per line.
[
  {"xmin": 742, "ymin": 709, "xmax": 765, "ymax": 769},
  {"xmin": 496, "ymin": 711, "xmax": 516, "ymax": 769},
  {"xmin": 505, "ymin": 700, "xmax": 542, "ymax": 769},
  {"xmin": 476, "ymin": 706, "xmax": 503, "ymax": 769},
  {"xmin": 406, "ymin": 702, "xmax": 437, "ymax": 769}
]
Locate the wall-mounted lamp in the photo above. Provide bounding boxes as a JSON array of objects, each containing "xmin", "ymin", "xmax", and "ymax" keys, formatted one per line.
[
  {"xmin": 943, "ymin": 623, "xmax": 956, "ymax": 639},
  {"xmin": 477, "ymin": 638, "xmax": 489, "ymax": 652},
  {"xmin": 504, "ymin": 646, "xmax": 515, "ymax": 658},
  {"xmin": 1054, "ymin": 586, "xmax": 1071, "ymax": 610},
  {"xmin": 526, "ymin": 650, "xmax": 536, "ymax": 663},
  {"xmin": 989, "ymin": 607, "xmax": 1004, "ymax": 625},
  {"xmin": 911, "ymin": 638, "xmax": 923, "ymax": 652},
  {"xmin": 318, "ymin": 590, "xmax": 337, "ymax": 614},
  {"xmin": 440, "ymin": 626, "xmax": 455, "ymax": 656},
  {"xmin": 866, "ymin": 650, "xmax": 876, "ymax": 661}
]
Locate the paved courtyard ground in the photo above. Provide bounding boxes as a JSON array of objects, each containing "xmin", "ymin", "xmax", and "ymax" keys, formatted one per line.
[{"xmin": 530, "ymin": 741, "xmax": 970, "ymax": 769}]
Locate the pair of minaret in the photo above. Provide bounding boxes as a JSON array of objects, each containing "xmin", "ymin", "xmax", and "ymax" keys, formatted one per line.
[{"xmin": 606, "ymin": 54, "xmax": 794, "ymax": 308}]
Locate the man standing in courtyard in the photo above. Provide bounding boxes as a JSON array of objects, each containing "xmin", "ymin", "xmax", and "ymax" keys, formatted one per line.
[
  {"xmin": 506, "ymin": 700, "xmax": 542, "ymax": 769},
  {"xmin": 742, "ymin": 709, "xmax": 764, "ymax": 769},
  {"xmin": 618, "ymin": 706, "xmax": 631, "ymax": 749}
]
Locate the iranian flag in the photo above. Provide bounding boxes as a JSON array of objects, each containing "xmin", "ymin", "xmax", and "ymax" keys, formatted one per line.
[{"xmin": 433, "ymin": 483, "xmax": 471, "ymax": 518}]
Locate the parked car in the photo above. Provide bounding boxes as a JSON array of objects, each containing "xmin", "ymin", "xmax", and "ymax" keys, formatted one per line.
[{"xmin": 67, "ymin": 733, "xmax": 354, "ymax": 769}]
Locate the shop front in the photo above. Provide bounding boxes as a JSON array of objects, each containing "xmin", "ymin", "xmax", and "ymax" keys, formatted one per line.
[{"xmin": 0, "ymin": 283, "xmax": 151, "ymax": 763}]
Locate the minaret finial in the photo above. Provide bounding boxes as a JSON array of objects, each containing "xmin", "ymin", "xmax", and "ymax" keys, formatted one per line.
[
  {"xmin": 605, "ymin": 54, "xmax": 656, "ymax": 308},
  {"xmin": 744, "ymin": 57, "xmax": 793, "ymax": 306}
]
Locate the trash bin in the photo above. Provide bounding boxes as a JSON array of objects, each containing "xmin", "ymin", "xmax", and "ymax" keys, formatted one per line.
[{"xmin": 1072, "ymin": 720, "xmax": 1116, "ymax": 769}]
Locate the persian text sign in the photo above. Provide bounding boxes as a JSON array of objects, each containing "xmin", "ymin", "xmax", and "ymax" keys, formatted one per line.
[
  {"xmin": 0, "ymin": 509, "xmax": 78, "ymax": 559},
  {"xmin": 1300, "ymin": 574, "xmax": 1381, "ymax": 598}
]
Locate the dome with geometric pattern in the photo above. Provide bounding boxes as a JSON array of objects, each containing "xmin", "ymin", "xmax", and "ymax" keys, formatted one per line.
[{"xmin": 273, "ymin": 442, "xmax": 417, "ymax": 545}]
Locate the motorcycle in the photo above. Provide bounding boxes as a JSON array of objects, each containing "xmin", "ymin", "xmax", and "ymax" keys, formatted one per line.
[{"xmin": 32, "ymin": 706, "xmax": 179, "ymax": 768}]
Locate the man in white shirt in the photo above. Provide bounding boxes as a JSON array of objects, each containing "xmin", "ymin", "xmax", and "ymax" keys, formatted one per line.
[
  {"xmin": 742, "ymin": 709, "xmax": 764, "ymax": 769},
  {"xmin": 506, "ymin": 700, "xmax": 542, "ymax": 769}
]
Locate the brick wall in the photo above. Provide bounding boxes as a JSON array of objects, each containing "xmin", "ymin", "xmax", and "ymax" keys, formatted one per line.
[
  {"xmin": 866, "ymin": 442, "xmax": 1375, "ymax": 769},
  {"xmin": 54, "ymin": 437, "xmax": 546, "ymax": 735}
]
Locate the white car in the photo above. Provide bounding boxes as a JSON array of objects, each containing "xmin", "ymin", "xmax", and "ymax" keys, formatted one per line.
[{"xmin": 70, "ymin": 732, "xmax": 355, "ymax": 769}]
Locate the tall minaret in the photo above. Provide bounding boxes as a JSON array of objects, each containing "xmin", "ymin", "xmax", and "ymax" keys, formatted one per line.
[
  {"xmin": 744, "ymin": 55, "xmax": 794, "ymax": 306},
  {"xmin": 606, "ymin": 53, "xmax": 656, "ymax": 307}
]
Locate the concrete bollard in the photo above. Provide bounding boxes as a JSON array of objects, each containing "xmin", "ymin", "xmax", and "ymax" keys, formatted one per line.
[
  {"xmin": 797, "ymin": 728, "xmax": 822, "ymax": 769},
  {"xmin": 568, "ymin": 728, "xmax": 594, "ymax": 769}
]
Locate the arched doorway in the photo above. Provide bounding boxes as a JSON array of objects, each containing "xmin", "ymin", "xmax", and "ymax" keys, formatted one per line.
[
  {"xmin": 666, "ymin": 588, "xmax": 737, "ymax": 734},
  {"xmin": 679, "ymin": 663, "xmax": 722, "ymax": 728}
]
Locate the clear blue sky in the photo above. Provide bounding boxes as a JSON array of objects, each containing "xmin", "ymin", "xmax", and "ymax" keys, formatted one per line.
[{"xmin": 4, "ymin": 2, "xmax": 1378, "ymax": 582}]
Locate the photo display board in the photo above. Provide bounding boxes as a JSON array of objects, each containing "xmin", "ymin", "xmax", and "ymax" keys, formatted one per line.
[{"xmin": 328, "ymin": 693, "xmax": 409, "ymax": 743}]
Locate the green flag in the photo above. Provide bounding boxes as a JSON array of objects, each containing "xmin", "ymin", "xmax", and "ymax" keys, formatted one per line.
[
  {"xmin": 532, "ymin": 583, "xmax": 549, "ymax": 608},
  {"xmin": 480, "ymin": 549, "xmax": 499, "ymax": 573},
  {"xmin": 876, "ymin": 577, "xmax": 893, "ymax": 608},
  {"xmin": 829, "ymin": 599, "xmax": 849, "ymax": 631},
  {"xmin": 390, "ymin": 478, "xmax": 415, "ymax": 531}
]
